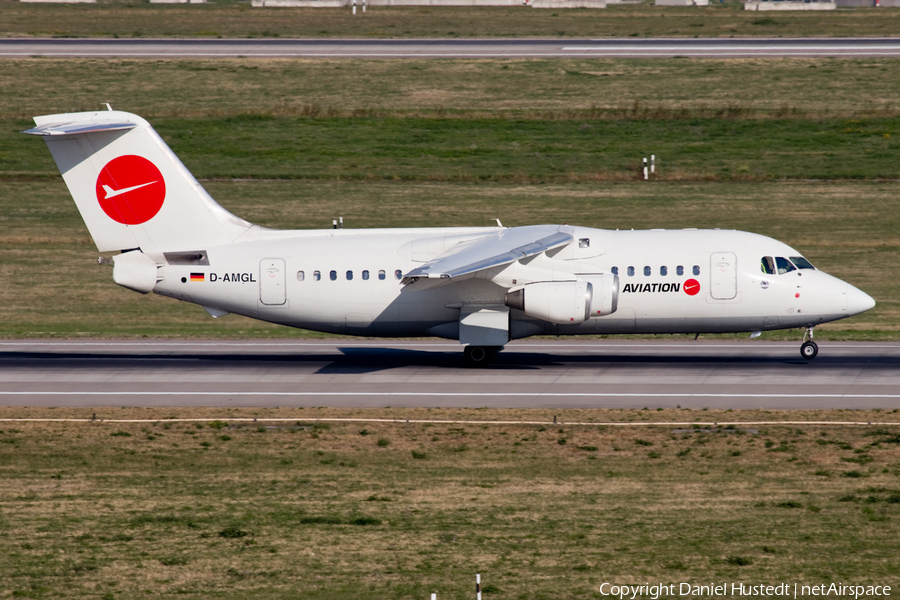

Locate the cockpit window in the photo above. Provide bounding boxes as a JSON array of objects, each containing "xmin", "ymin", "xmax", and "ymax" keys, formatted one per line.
[
  {"xmin": 775, "ymin": 257, "xmax": 796, "ymax": 275},
  {"xmin": 761, "ymin": 256, "xmax": 776, "ymax": 275},
  {"xmin": 791, "ymin": 256, "xmax": 815, "ymax": 270}
]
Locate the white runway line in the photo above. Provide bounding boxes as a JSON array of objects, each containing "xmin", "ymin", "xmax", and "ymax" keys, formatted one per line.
[
  {"xmin": 2, "ymin": 391, "xmax": 900, "ymax": 399},
  {"xmin": 0, "ymin": 417, "xmax": 897, "ymax": 427},
  {"xmin": 6, "ymin": 52, "xmax": 900, "ymax": 58},
  {"xmin": 563, "ymin": 45, "xmax": 900, "ymax": 50}
]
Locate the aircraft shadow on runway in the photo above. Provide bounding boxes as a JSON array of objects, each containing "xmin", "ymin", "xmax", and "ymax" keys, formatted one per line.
[{"xmin": 1, "ymin": 349, "xmax": 898, "ymax": 376}]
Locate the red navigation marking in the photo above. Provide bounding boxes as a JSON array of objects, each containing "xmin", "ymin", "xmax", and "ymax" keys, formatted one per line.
[
  {"xmin": 96, "ymin": 155, "xmax": 166, "ymax": 225},
  {"xmin": 683, "ymin": 278, "xmax": 701, "ymax": 296}
]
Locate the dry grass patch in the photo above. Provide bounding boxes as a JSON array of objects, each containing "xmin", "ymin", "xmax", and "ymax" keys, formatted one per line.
[{"xmin": 7, "ymin": 409, "xmax": 899, "ymax": 597}]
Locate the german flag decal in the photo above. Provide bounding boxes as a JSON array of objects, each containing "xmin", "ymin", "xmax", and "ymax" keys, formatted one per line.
[{"xmin": 190, "ymin": 273, "xmax": 205, "ymax": 282}]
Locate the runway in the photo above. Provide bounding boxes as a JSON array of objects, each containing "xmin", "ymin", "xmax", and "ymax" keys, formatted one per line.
[
  {"xmin": 1, "ymin": 339, "xmax": 898, "ymax": 409},
  {"xmin": 3, "ymin": 38, "xmax": 900, "ymax": 58}
]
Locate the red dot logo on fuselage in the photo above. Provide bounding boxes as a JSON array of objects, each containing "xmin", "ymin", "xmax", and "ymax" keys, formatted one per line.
[
  {"xmin": 683, "ymin": 278, "xmax": 701, "ymax": 296},
  {"xmin": 96, "ymin": 155, "xmax": 166, "ymax": 225}
]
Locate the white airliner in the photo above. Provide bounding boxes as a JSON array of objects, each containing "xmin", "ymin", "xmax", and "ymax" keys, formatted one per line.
[{"xmin": 25, "ymin": 109, "xmax": 875, "ymax": 364}]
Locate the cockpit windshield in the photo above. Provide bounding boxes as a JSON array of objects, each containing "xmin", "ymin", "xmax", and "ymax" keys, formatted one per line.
[
  {"xmin": 762, "ymin": 256, "xmax": 808, "ymax": 275},
  {"xmin": 775, "ymin": 257, "xmax": 796, "ymax": 274},
  {"xmin": 791, "ymin": 256, "xmax": 816, "ymax": 270}
]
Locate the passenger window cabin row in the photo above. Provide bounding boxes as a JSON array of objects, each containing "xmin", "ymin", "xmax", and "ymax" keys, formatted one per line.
[
  {"xmin": 296, "ymin": 269, "xmax": 404, "ymax": 282},
  {"xmin": 611, "ymin": 265, "xmax": 701, "ymax": 277},
  {"xmin": 295, "ymin": 257, "xmax": 813, "ymax": 283}
]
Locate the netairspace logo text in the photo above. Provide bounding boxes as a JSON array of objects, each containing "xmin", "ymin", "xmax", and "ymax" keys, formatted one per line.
[{"xmin": 599, "ymin": 583, "xmax": 892, "ymax": 600}]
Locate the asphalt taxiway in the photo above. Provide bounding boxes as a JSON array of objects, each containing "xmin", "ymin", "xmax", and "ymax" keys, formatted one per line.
[
  {"xmin": 1, "ymin": 339, "xmax": 898, "ymax": 409},
  {"xmin": 3, "ymin": 38, "xmax": 900, "ymax": 59}
]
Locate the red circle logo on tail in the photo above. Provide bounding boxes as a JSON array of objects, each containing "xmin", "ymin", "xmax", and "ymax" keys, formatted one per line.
[
  {"xmin": 96, "ymin": 155, "xmax": 166, "ymax": 225},
  {"xmin": 683, "ymin": 278, "xmax": 701, "ymax": 296}
]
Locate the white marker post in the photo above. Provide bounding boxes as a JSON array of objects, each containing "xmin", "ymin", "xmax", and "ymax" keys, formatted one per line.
[
  {"xmin": 476, "ymin": 574, "xmax": 482, "ymax": 600},
  {"xmin": 642, "ymin": 158, "xmax": 648, "ymax": 180},
  {"xmin": 352, "ymin": 0, "xmax": 356, "ymax": 14},
  {"xmin": 363, "ymin": 0, "xmax": 366, "ymax": 12},
  {"xmin": 651, "ymin": 154, "xmax": 655, "ymax": 174},
  {"xmin": 431, "ymin": 594, "xmax": 437, "ymax": 600}
]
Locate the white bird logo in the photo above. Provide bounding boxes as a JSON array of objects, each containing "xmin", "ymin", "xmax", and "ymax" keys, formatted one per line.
[{"xmin": 102, "ymin": 180, "xmax": 157, "ymax": 200}]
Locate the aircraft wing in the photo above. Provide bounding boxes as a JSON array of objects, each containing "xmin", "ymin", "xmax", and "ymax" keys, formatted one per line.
[{"xmin": 403, "ymin": 225, "xmax": 573, "ymax": 281}]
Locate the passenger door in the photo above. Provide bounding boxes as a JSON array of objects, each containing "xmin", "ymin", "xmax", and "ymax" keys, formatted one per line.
[
  {"xmin": 259, "ymin": 258, "xmax": 286, "ymax": 306},
  {"xmin": 709, "ymin": 252, "xmax": 737, "ymax": 300}
]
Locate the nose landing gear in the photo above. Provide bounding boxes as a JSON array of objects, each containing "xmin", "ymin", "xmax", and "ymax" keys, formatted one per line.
[{"xmin": 800, "ymin": 327, "xmax": 818, "ymax": 360}]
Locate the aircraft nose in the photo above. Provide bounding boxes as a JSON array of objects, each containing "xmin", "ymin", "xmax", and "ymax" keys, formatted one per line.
[{"xmin": 847, "ymin": 284, "xmax": 876, "ymax": 316}]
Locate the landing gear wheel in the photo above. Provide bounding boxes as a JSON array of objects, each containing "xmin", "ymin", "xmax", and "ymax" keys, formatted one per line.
[
  {"xmin": 800, "ymin": 341, "xmax": 818, "ymax": 360},
  {"xmin": 464, "ymin": 346, "xmax": 501, "ymax": 367}
]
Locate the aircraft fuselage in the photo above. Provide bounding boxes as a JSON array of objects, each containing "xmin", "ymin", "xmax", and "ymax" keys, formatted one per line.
[{"xmin": 153, "ymin": 226, "xmax": 868, "ymax": 339}]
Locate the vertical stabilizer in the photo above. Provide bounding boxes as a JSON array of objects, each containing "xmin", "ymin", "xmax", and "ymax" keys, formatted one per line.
[{"xmin": 24, "ymin": 110, "xmax": 252, "ymax": 254}]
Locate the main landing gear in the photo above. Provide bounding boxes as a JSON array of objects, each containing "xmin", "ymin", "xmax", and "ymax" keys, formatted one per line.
[
  {"xmin": 463, "ymin": 345, "xmax": 503, "ymax": 367},
  {"xmin": 800, "ymin": 327, "xmax": 818, "ymax": 360}
]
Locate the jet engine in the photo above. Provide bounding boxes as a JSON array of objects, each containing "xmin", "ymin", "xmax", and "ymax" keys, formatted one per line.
[
  {"xmin": 504, "ymin": 275, "xmax": 618, "ymax": 325},
  {"xmin": 582, "ymin": 273, "xmax": 619, "ymax": 318}
]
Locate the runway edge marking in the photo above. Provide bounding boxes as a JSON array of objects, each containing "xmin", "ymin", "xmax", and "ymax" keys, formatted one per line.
[
  {"xmin": 1, "ymin": 391, "xmax": 899, "ymax": 398},
  {"xmin": 1, "ymin": 418, "xmax": 898, "ymax": 427}
]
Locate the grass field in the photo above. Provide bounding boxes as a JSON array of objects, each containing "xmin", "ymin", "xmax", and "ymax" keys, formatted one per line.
[
  {"xmin": 7, "ymin": 115, "xmax": 900, "ymax": 181},
  {"xmin": 1, "ymin": 407, "xmax": 899, "ymax": 599},
  {"xmin": 4, "ymin": 58, "xmax": 900, "ymax": 121},
  {"xmin": 2, "ymin": 0, "xmax": 900, "ymax": 39}
]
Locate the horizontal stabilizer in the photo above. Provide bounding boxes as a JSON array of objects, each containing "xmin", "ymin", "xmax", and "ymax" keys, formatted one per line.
[
  {"xmin": 23, "ymin": 121, "xmax": 136, "ymax": 137},
  {"xmin": 403, "ymin": 225, "xmax": 573, "ymax": 281}
]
